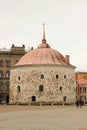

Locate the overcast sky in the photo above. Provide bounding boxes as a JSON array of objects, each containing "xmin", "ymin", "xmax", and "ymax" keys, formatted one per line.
[{"xmin": 0, "ymin": 0, "xmax": 87, "ymax": 71}]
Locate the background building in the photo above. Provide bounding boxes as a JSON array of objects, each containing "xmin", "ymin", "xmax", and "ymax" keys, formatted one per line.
[
  {"xmin": 76, "ymin": 72, "xmax": 87, "ymax": 101},
  {"xmin": 0, "ymin": 44, "xmax": 26, "ymax": 103}
]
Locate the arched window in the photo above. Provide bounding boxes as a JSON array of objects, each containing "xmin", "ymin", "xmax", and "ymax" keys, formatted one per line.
[
  {"xmin": 6, "ymin": 71, "xmax": 10, "ymax": 79},
  {"xmin": 0, "ymin": 81, "xmax": 4, "ymax": 90},
  {"xmin": 0, "ymin": 71, "xmax": 4, "ymax": 79},
  {"xmin": 39, "ymin": 85, "xmax": 44, "ymax": 92}
]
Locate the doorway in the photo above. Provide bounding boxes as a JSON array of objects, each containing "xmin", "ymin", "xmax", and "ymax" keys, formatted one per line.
[{"xmin": 31, "ymin": 96, "xmax": 36, "ymax": 102}]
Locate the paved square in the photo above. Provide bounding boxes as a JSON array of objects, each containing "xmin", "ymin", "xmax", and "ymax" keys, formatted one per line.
[{"xmin": 0, "ymin": 105, "xmax": 87, "ymax": 130}]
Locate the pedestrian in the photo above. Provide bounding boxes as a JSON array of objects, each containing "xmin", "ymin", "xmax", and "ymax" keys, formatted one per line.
[
  {"xmin": 79, "ymin": 99, "xmax": 84, "ymax": 108},
  {"xmin": 75, "ymin": 99, "xmax": 79, "ymax": 108}
]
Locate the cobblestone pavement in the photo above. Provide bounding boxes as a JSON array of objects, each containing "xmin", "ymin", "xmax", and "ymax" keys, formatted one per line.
[{"xmin": 0, "ymin": 105, "xmax": 87, "ymax": 130}]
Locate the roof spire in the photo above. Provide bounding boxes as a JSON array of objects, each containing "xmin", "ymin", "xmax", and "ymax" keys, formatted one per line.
[
  {"xmin": 42, "ymin": 23, "xmax": 46, "ymax": 43},
  {"xmin": 43, "ymin": 23, "xmax": 45, "ymax": 39}
]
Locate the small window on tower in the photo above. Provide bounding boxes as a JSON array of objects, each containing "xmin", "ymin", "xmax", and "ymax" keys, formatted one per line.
[
  {"xmin": 41, "ymin": 74, "xmax": 44, "ymax": 79},
  {"xmin": 18, "ymin": 76, "xmax": 20, "ymax": 80},
  {"xmin": 56, "ymin": 75, "xmax": 59, "ymax": 79},
  {"xmin": 39, "ymin": 85, "xmax": 44, "ymax": 92},
  {"xmin": 17, "ymin": 86, "xmax": 20, "ymax": 93},
  {"xmin": 64, "ymin": 75, "xmax": 66, "ymax": 79},
  {"xmin": 60, "ymin": 86, "xmax": 62, "ymax": 91}
]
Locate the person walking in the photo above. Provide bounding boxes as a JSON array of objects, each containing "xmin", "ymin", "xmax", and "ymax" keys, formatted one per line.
[
  {"xmin": 75, "ymin": 99, "xmax": 79, "ymax": 108},
  {"xmin": 79, "ymin": 99, "xmax": 84, "ymax": 108}
]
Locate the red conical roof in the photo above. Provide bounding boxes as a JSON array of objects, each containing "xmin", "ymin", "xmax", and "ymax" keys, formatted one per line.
[
  {"xmin": 15, "ymin": 25, "xmax": 68, "ymax": 66},
  {"xmin": 15, "ymin": 41, "xmax": 67, "ymax": 66}
]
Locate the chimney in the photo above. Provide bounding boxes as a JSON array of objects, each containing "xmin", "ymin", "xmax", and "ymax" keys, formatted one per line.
[{"xmin": 65, "ymin": 55, "xmax": 70, "ymax": 64}]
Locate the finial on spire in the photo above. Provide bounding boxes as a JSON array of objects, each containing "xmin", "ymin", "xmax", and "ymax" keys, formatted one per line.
[{"xmin": 42, "ymin": 23, "xmax": 46, "ymax": 43}]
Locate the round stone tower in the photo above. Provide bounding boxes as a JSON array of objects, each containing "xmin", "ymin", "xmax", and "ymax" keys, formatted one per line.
[{"xmin": 9, "ymin": 25, "xmax": 76, "ymax": 104}]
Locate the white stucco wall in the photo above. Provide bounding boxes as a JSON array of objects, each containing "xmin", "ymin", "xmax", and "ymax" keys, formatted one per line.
[{"xmin": 9, "ymin": 65, "xmax": 76, "ymax": 104}]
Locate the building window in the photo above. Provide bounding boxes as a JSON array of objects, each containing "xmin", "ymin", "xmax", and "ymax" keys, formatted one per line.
[
  {"xmin": 0, "ymin": 81, "xmax": 4, "ymax": 90},
  {"xmin": 64, "ymin": 75, "xmax": 66, "ymax": 79},
  {"xmin": 17, "ymin": 86, "xmax": 20, "ymax": 93},
  {"xmin": 5, "ymin": 81, "xmax": 9, "ymax": 91},
  {"xmin": 39, "ymin": 85, "xmax": 44, "ymax": 92},
  {"xmin": 5, "ymin": 60, "xmax": 11, "ymax": 67},
  {"xmin": 0, "ymin": 60, "xmax": 3, "ymax": 67},
  {"xmin": 6, "ymin": 95, "xmax": 9, "ymax": 103},
  {"xmin": 0, "ymin": 71, "xmax": 4, "ymax": 79},
  {"xmin": 84, "ymin": 87, "xmax": 86, "ymax": 93},
  {"xmin": 76, "ymin": 87, "xmax": 77, "ymax": 93},
  {"xmin": 56, "ymin": 75, "xmax": 59, "ymax": 79},
  {"xmin": 80, "ymin": 87, "xmax": 82, "ymax": 93},
  {"xmin": 18, "ymin": 76, "xmax": 20, "ymax": 80},
  {"xmin": 6, "ymin": 71, "xmax": 10, "ymax": 79},
  {"xmin": 41, "ymin": 74, "xmax": 44, "ymax": 79}
]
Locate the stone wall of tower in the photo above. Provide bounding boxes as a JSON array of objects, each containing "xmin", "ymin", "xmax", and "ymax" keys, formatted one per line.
[{"xmin": 9, "ymin": 65, "xmax": 76, "ymax": 104}]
